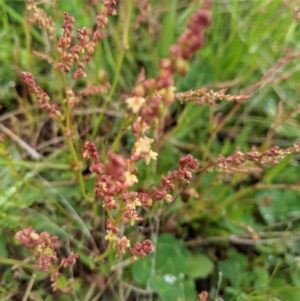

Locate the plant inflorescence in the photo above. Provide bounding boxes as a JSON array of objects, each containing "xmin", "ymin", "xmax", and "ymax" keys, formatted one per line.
[{"xmin": 1, "ymin": 0, "xmax": 300, "ymax": 300}]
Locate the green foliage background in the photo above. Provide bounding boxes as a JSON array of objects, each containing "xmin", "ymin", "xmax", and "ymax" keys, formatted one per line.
[{"xmin": 1, "ymin": 0, "xmax": 300, "ymax": 300}]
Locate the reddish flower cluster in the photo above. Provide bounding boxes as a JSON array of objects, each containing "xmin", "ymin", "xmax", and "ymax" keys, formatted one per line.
[
  {"xmin": 176, "ymin": 88, "xmax": 250, "ymax": 107},
  {"xmin": 26, "ymin": 0, "xmax": 55, "ymax": 40},
  {"xmin": 78, "ymin": 82, "xmax": 111, "ymax": 97},
  {"xmin": 158, "ymin": 6, "xmax": 211, "ymax": 104},
  {"xmin": 105, "ymin": 217, "xmax": 120, "ymax": 241},
  {"xmin": 133, "ymin": 0, "xmax": 160, "ymax": 35},
  {"xmin": 94, "ymin": 0, "xmax": 117, "ymax": 42},
  {"xmin": 148, "ymin": 5, "xmax": 211, "ymax": 105},
  {"xmin": 130, "ymin": 239, "xmax": 154, "ymax": 259},
  {"xmin": 22, "ymin": 72, "xmax": 63, "ymax": 120},
  {"xmin": 84, "ymin": 141, "xmax": 198, "ymax": 259},
  {"xmin": 116, "ymin": 236, "xmax": 131, "ymax": 258},
  {"xmin": 15, "ymin": 227, "xmax": 78, "ymax": 291},
  {"xmin": 23, "ymin": 2, "xmax": 117, "ymax": 129},
  {"xmin": 105, "ymin": 218, "xmax": 153, "ymax": 259},
  {"xmin": 84, "ymin": 142, "xmax": 198, "ymax": 216},
  {"xmin": 171, "ymin": 9, "xmax": 211, "ymax": 62},
  {"xmin": 57, "ymin": 1, "xmax": 117, "ymax": 79},
  {"xmin": 82, "ymin": 141, "xmax": 104, "ymax": 174},
  {"xmin": 125, "ymin": 3, "xmax": 212, "ymax": 163},
  {"xmin": 57, "ymin": 12, "xmax": 77, "ymax": 73},
  {"xmin": 212, "ymin": 140, "xmax": 300, "ymax": 174},
  {"xmin": 84, "ymin": 142, "xmax": 142, "ymax": 218},
  {"xmin": 84, "ymin": 142, "xmax": 130, "ymax": 209},
  {"xmin": 155, "ymin": 154, "xmax": 199, "ymax": 202},
  {"xmin": 61, "ymin": 252, "xmax": 79, "ymax": 268}
]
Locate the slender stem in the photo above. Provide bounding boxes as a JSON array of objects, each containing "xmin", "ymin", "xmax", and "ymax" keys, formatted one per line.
[
  {"xmin": 202, "ymin": 102, "xmax": 242, "ymax": 162},
  {"xmin": 22, "ymin": 274, "xmax": 36, "ymax": 301},
  {"xmin": 215, "ymin": 272, "xmax": 223, "ymax": 301},
  {"xmin": 12, "ymin": 87, "xmax": 34, "ymax": 126},
  {"xmin": 105, "ymin": 207, "xmax": 114, "ymax": 221},
  {"xmin": 0, "ymin": 145, "xmax": 18, "ymax": 177},
  {"xmin": 214, "ymin": 185, "xmax": 254, "ymax": 211},
  {"xmin": 91, "ymin": 0, "xmax": 133, "ymax": 139},
  {"xmin": 94, "ymin": 199, "xmax": 126, "ymax": 263},
  {"xmin": 83, "ymin": 283, "xmax": 96, "ymax": 301},
  {"xmin": 24, "ymin": 15, "xmax": 32, "ymax": 71},
  {"xmin": 117, "ymin": 257, "xmax": 124, "ymax": 301},
  {"xmin": 65, "ymin": 138, "xmax": 88, "ymax": 199},
  {"xmin": 60, "ymin": 73, "xmax": 89, "ymax": 200},
  {"xmin": 0, "ymin": 160, "xmax": 69, "ymax": 169},
  {"xmin": 0, "ymin": 257, "xmax": 34, "ymax": 269},
  {"xmin": 0, "ymin": 0, "xmax": 9, "ymax": 30},
  {"xmin": 115, "ymin": 201, "xmax": 125, "ymax": 225},
  {"xmin": 268, "ymin": 259, "xmax": 282, "ymax": 284},
  {"xmin": 111, "ymin": 115, "xmax": 134, "ymax": 152},
  {"xmin": 214, "ymin": 183, "xmax": 300, "ymax": 211},
  {"xmin": 94, "ymin": 244, "xmax": 112, "ymax": 263},
  {"xmin": 211, "ymin": 182, "xmax": 298, "ymax": 215}
]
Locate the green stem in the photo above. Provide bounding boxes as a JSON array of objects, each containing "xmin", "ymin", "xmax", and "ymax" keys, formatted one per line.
[
  {"xmin": 0, "ymin": 0, "xmax": 9, "ymax": 31},
  {"xmin": 0, "ymin": 257, "xmax": 34, "ymax": 269},
  {"xmin": 22, "ymin": 274, "xmax": 36, "ymax": 301},
  {"xmin": 0, "ymin": 160, "xmax": 69, "ymax": 169},
  {"xmin": 94, "ymin": 244, "xmax": 113, "ymax": 263},
  {"xmin": 83, "ymin": 283, "xmax": 96, "ymax": 301},
  {"xmin": 115, "ymin": 201, "xmax": 125, "ymax": 225},
  {"xmin": 65, "ymin": 128, "xmax": 89, "ymax": 200},
  {"xmin": 94, "ymin": 202, "xmax": 126, "ymax": 263},
  {"xmin": 202, "ymin": 102, "xmax": 242, "ymax": 162},
  {"xmin": 91, "ymin": 0, "xmax": 133, "ymax": 139},
  {"xmin": 24, "ymin": 15, "xmax": 32, "ymax": 71},
  {"xmin": 214, "ymin": 185, "xmax": 255, "ymax": 212},
  {"xmin": 105, "ymin": 207, "xmax": 114, "ymax": 221},
  {"xmin": 111, "ymin": 115, "xmax": 134, "ymax": 152},
  {"xmin": 0, "ymin": 146, "xmax": 18, "ymax": 177},
  {"xmin": 61, "ymin": 74, "xmax": 89, "ymax": 200}
]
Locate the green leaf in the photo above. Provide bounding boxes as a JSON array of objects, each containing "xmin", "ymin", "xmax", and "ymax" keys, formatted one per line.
[
  {"xmin": 263, "ymin": 155, "xmax": 292, "ymax": 184},
  {"xmin": 0, "ymin": 236, "xmax": 8, "ymax": 258},
  {"xmin": 133, "ymin": 234, "xmax": 189, "ymax": 285},
  {"xmin": 258, "ymin": 189, "xmax": 300, "ymax": 224},
  {"xmin": 276, "ymin": 286, "xmax": 300, "ymax": 301},
  {"xmin": 78, "ymin": 251, "xmax": 95, "ymax": 270},
  {"xmin": 185, "ymin": 254, "xmax": 214, "ymax": 279},
  {"xmin": 132, "ymin": 255, "xmax": 152, "ymax": 285},
  {"xmin": 148, "ymin": 274, "xmax": 183, "ymax": 301},
  {"xmin": 253, "ymin": 266, "xmax": 269, "ymax": 289},
  {"xmin": 218, "ymin": 249, "xmax": 248, "ymax": 287},
  {"xmin": 155, "ymin": 234, "xmax": 187, "ymax": 275}
]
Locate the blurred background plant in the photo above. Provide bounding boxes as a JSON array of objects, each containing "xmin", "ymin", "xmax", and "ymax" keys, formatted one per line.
[{"xmin": 1, "ymin": 0, "xmax": 300, "ymax": 300}]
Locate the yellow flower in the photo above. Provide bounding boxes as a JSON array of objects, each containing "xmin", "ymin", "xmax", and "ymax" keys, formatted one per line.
[
  {"xmin": 105, "ymin": 230, "xmax": 117, "ymax": 242},
  {"xmin": 126, "ymin": 195, "xmax": 141, "ymax": 210},
  {"xmin": 125, "ymin": 96, "xmax": 146, "ymax": 113},
  {"xmin": 144, "ymin": 150, "xmax": 158, "ymax": 165},
  {"xmin": 164, "ymin": 194, "xmax": 173, "ymax": 203},
  {"xmin": 125, "ymin": 171, "xmax": 138, "ymax": 187},
  {"xmin": 134, "ymin": 136, "xmax": 153, "ymax": 155}
]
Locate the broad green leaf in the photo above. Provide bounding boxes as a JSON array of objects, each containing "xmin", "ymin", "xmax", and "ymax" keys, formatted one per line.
[
  {"xmin": 132, "ymin": 255, "xmax": 152, "ymax": 285},
  {"xmin": 185, "ymin": 254, "xmax": 214, "ymax": 279}
]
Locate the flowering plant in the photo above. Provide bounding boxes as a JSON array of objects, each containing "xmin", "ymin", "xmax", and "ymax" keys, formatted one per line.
[{"xmin": 1, "ymin": 0, "xmax": 300, "ymax": 300}]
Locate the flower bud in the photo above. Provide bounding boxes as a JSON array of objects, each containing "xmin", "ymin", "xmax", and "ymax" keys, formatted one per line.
[
  {"xmin": 161, "ymin": 87, "xmax": 175, "ymax": 105},
  {"xmin": 132, "ymin": 84, "xmax": 145, "ymax": 97},
  {"xmin": 165, "ymin": 194, "xmax": 173, "ymax": 203},
  {"xmin": 175, "ymin": 58, "xmax": 189, "ymax": 76}
]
